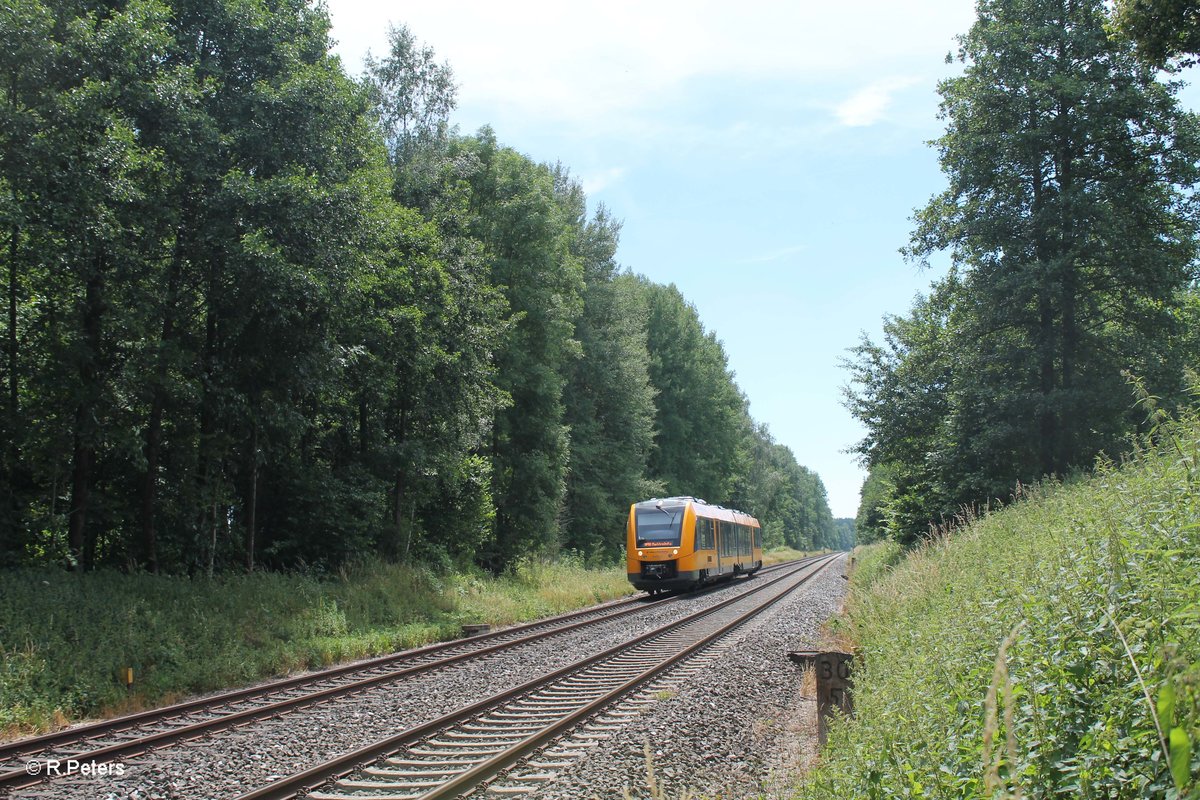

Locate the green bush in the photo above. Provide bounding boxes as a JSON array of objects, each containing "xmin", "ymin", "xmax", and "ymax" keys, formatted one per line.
[
  {"xmin": 0, "ymin": 558, "xmax": 630, "ymax": 736},
  {"xmin": 798, "ymin": 411, "xmax": 1200, "ymax": 798}
]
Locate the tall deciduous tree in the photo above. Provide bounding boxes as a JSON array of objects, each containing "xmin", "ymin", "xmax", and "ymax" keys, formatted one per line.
[
  {"xmin": 849, "ymin": 0, "xmax": 1200, "ymax": 543},
  {"xmin": 559, "ymin": 189, "xmax": 659, "ymax": 562},
  {"xmin": 1112, "ymin": 0, "xmax": 1200, "ymax": 66},
  {"xmin": 453, "ymin": 132, "xmax": 583, "ymax": 569}
]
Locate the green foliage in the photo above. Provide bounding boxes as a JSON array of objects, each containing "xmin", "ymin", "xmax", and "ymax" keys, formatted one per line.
[
  {"xmin": 560, "ymin": 214, "xmax": 659, "ymax": 562},
  {"xmin": 638, "ymin": 279, "xmax": 746, "ymax": 503},
  {"xmin": 797, "ymin": 409, "xmax": 1200, "ymax": 799},
  {"xmin": 1112, "ymin": 0, "xmax": 1200, "ymax": 67},
  {"xmin": 450, "ymin": 133, "xmax": 584, "ymax": 569},
  {"xmin": 847, "ymin": 0, "xmax": 1200, "ymax": 543},
  {"xmin": 0, "ymin": 556, "xmax": 630, "ymax": 734},
  {"xmin": 0, "ymin": 1, "xmax": 833, "ymax": 579},
  {"xmin": 855, "ymin": 465, "xmax": 895, "ymax": 544}
]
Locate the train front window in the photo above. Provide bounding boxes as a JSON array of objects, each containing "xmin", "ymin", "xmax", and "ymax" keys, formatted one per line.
[{"xmin": 636, "ymin": 506, "xmax": 684, "ymax": 547}]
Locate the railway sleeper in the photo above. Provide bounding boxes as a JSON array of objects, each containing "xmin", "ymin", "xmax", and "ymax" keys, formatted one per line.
[
  {"xmin": 598, "ymin": 710, "xmax": 640, "ymax": 720},
  {"xmin": 504, "ymin": 772, "xmax": 556, "ymax": 783},
  {"xmin": 485, "ymin": 710, "xmax": 561, "ymax": 721},
  {"xmin": 535, "ymin": 688, "xmax": 605, "ymax": 699},
  {"xmin": 364, "ymin": 767, "xmax": 468, "ymax": 778},
  {"xmin": 385, "ymin": 757, "xmax": 479, "ymax": 768},
  {"xmin": 411, "ymin": 745, "xmax": 507, "ymax": 756},
  {"xmin": 485, "ymin": 786, "xmax": 537, "ymax": 796},
  {"xmin": 308, "ymin": 792, "xmax": 421, "ymax": 800},
  {"xmin": 337, "ymin": 777, "xmax": 448, "ymax": 790},
  {"xmin": 461, "ymin": 722, "xmax": 544, "ymax": 733},
  {"xmin": 442, "ymin": 731, "xmax": 529, "ymax": 743},
  {"xmin": 472, "ymin": 719, "xmax": 544, "ymax": 734},
  {"xmin": 545, "ymin": 739, "xmax": 598, "ymax": 751},
  {"xmin": 510, "ymin": 701, "xmax": 578, "ymax": 711}
]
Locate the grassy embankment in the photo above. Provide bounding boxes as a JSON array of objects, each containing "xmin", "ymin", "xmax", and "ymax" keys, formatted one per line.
[
  {"xmin": 0, "ymin": 558, "xmax": 630, "ymax": 738},
  {"xmin": 797, "ymin": 409, "xmax": 1200, "ymax": 798}
]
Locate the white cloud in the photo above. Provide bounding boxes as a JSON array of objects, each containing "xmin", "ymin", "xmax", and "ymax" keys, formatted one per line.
[
  {"xmin": 835, "ymin": 77, "xmax": 920, "ymax": 127},
  {"xmin": 581, "ymin": 166, "xmax": 628, "ymax": 195},
  {"xmin": 326, "ymin": 0, "xmax": 976, "ymax": 131}
]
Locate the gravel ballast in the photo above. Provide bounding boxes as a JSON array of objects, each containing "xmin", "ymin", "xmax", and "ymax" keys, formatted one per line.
[
  {"xmin": 512, "ymin": 555, "xmax": 848, "ymax": 800},
  {"xmin": 4, "ymin": 559, "xmax": 843, "ymax": 800}
]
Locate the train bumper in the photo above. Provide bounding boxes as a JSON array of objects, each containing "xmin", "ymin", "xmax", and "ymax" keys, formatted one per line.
[{"xmin": 628, "ymin": 564, "xmax": 702, "ymax": 592}]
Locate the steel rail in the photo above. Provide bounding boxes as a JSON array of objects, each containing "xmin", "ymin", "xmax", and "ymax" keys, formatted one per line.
[
  {"xmin": 0, "ymin": 595, "xmax": 642, "ymax": 762},
  {"xmin": 232, "ymin": 553, "xmax": 840, "ymax": 800},
  {"xmin": 0, "ymin": 558, "xmax": 810, "ymax": 792}
]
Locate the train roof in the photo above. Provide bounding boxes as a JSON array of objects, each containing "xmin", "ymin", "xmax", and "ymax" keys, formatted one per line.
[{"xmin": 632, "ymin": 496, "xmax": 760, "ymax": 527}]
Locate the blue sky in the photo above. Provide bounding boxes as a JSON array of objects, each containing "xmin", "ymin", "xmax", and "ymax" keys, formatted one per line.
[{"xmin": 322, "ymin": 1, "xmax": 1192, "ymax": 519}]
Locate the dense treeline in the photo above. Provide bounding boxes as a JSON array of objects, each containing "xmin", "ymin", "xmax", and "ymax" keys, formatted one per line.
[
  {"xmin": 847, "ymin": 0, "xmax": 1200, "ymax": 545},
  {"xmin": 0, "ymin": 1, "xmax": 838, "ymax": 573}
]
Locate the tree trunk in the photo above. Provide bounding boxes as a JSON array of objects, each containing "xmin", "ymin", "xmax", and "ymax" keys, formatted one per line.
[
  {"xmin": 1030, "ymin": 138, "xmax": 1058, "ymax": 478},
  {"xmin": 139, "ymin": 235, "xmax": 186, "ymax": 573},
  {"xmin": 244, "ymin": 421, "xmax": 257, "ymax": 573},
  {"xmin": 207, "ymin": 501, "xmax": 217, "ymax": 578},
  {"xmin": 195, "ymin": 267, "xmax": 219, "ymax": 572},
  {"xmin": 68, "ymin": 254, "xmax": 106, "ymax": 570},
  {"xmin": 4, "ymin": 220, "xmax": 19, "ymax": 555},
  {"xmin": 140, "ymin": 395, "xmax": 163, "ymax": 572},
  {"xmin": 359, "ymin": 392, "xmax": 369, "ymax": 454},
  {"xmin": 1057, "ymin": 107, "xmax": 1077, "ymax": 471},
  {"xmin": 7, "ymin": 220, "xmax": 16, "ymax": 441}
]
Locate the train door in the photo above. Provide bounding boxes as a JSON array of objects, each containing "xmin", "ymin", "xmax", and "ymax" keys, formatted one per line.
[{"xmin": 714, "ymin": 520, "xmax": 723, "ymax": 574}]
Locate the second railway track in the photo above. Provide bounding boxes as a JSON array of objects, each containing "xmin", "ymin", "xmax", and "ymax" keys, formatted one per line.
[
  {"xmin": 1, "ymin": 559, "xmax": 808, "ymax": 796},
  {"xmin": 235, "ymin": 553, "xmax": 841, "ymax": 800}
]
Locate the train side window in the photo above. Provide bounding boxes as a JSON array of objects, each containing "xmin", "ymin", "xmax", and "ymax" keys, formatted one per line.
[{"xmin": 697, "ymin": 518, "xmax": 714, "ymax": 550}]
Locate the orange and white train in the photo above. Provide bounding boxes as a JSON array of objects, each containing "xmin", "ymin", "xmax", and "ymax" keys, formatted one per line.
[{"xmin": 625, "ymin": 496, "xmax": 762, "ymax": 594}]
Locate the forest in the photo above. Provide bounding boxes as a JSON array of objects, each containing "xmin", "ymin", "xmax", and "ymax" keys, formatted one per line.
[
  {"xmin": 0, "ymin": 0, "xmax": 844, "ymax": 575},
  {"xmin": 847, "ymin": 0, "xmax": 1200, "ymax": 545}
]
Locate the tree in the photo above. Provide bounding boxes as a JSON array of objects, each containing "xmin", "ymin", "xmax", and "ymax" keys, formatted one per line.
[
  {"xmin": 855, "ymin": 464, "xmax": 895, "ymax": 544},
  {"xmin": 449, "ymin": 132, "xmax": 583, "ymax": 569},
  {"xmin": 559, "ymin": 193, "xmax": 658, "ymax": 562},
  {"xmin": 638, "ymin": 279, "xmax": 746, "ymax": 504},
  {"xmin": 1112, "ymin": 0, "xmax": 1200, "ymax": 66},
  {"xmin": 362, "ymin": 24, "xmax": 456, "ymax": 164},
  {"xmin": 855, "ymin": 0, "xmax": 1200, "ymax": 540}
]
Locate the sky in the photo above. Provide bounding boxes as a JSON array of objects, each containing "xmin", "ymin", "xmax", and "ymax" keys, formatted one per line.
[{"xmin": 318, "ymin": 1, "xmax": 1187, "ymax": 519}]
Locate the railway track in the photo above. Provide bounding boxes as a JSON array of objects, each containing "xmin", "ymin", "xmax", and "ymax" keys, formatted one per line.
[
  {"xmin": 235, "ymin": 553, "xmax": 840, "ymax": 800},
  {"xmin": 0, "ymin": 559, "xmax": 806, "ymax": 794}
]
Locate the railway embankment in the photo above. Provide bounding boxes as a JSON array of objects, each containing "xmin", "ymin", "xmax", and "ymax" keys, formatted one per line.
[
  {"xmin": 795, "ymin": 410, "xmax": 1200, "ymax": 797},
  {"xmin": 0, "ymin": 559, "xmax": 630, "ymax": 738}
]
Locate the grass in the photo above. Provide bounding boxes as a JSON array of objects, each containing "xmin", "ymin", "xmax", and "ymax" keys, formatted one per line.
[
  {"xmin": 764, "ymin": 546, "xmax": 822, "ymax": 565},
  {"xmin": 794, "ymin": 409, "xmax": 1200, "ymax": 798},
  {"xmin": 0, "ymin": 557, "xmax": 630, "ymax": 738}
]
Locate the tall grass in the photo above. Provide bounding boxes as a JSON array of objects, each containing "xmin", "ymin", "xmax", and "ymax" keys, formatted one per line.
[
  {"xmin": 0, "ymin": 558, "xmax": 629, "ymax": 737},
  {"xmin": 796, "ymin": 409, "xmax": 1200, "ymax": 798}
]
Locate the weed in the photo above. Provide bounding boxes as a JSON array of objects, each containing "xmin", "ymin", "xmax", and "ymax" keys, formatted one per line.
[
  {"xmin": 795, "ymin": 410, "xmax": 1200, "ymax": 798},
  {"xmin": 0, "ymin": 559, "xmax": 631, "ymax": 737}
]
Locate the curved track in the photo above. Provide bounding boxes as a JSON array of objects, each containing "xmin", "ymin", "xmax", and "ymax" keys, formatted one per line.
[
  {"xmin": 0, "ymin": 559, "xmax": 807, "ymax": 794},
  {"xmin": 235, "ymin": 554, "xmax": 840, "ymax": 800}
]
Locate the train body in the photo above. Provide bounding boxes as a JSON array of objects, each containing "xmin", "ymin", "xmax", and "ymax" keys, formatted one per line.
[{"xmin": 626, "ymin": 496, "xmax": 763, "ymax": 593}]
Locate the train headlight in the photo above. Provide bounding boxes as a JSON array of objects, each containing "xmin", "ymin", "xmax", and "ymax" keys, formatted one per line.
[
  {"xmin": 672, "ymin": 549, "xmax": 679, "ymax": 555},
  {"xmin": 637, "ymin": 550, "xmax": 644, "ymax": 557}
]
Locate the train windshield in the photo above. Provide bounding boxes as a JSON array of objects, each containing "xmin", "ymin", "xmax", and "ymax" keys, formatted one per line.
[{"xmin": 636, "ymin": 506, "xmax": 684, "ymax": 547}]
